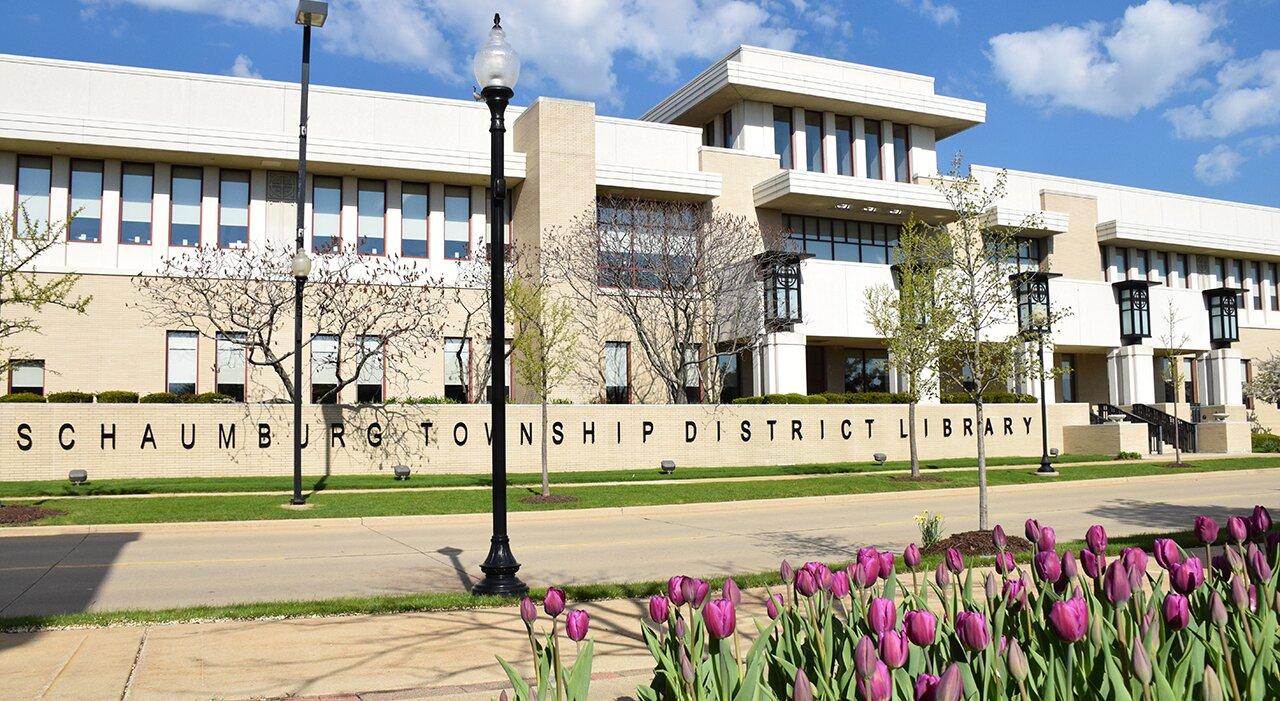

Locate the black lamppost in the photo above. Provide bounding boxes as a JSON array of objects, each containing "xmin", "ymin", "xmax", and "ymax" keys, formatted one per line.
[
  {"xmin": 290, "ymin": 0, "xmax": 327, "ymax": 506},
  {"xmin": 471, "ymin": 14, "xmax": 527, "ymax": 597},
  {"xmin": 1011, "ymin": 271, "xmax": 1061, "ymax": 475}
]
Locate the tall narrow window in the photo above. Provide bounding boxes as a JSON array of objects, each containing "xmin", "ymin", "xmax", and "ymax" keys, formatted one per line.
[
  {"xmin": 834, "ymin": 116, "xmax": 853, "ymax": 176},
  {"xmin": 1244, "ymin": 359, "xmax": 1254, "ymax": 410},
  {"xmin": 1233, "ymin": 260, "xmax": 1245, "ymax": 307},
  {"xmin": 443, "ymin": 337, "xmax": 470, "ymax": 402},
  {"xmin": 310, "ymin": 333, "xmax": 339, "ymax": 404},
  {"xmin": 165, "ymin": 331, "xmax": 197, "ymax": 395},
  {"xmin": 892, "ymin": 124, "xmax": 910, "ymax": 182},
  {"xmin": 1212, "ymin": 257, "xmax": 1225, "ymax": 287},
  {"xmin": 864, "ymin": 120, "xmax": 883, "ymax": 179},
  {"xmin": 604, "ymin": 341, "xmax": 630, "ymax": 404},
  {"xmin": 1271, "ymin": 263, "xmax": 1279, "ymax": 311},
  {"xmin": 772, "ymin": 106, "xmax": 793, "ymax": 169},
  {"xmin": 120, "ymin": 163, "xmax": 154, "ymax": 245},
  {"xmin": 1183, "ymin": 357, "xmax": 1197, "ymax": 404},
  {"xmin": 218, "ymin": 170, "xmax": 249, "ymax": 249},
  {"xmin": 170, "ymin": 166, "xmax": 203, "ymax": 247},
  {"xmin": 1133, "ymin": 249, "xmax": 1148, "ymax": 279},
  {"xmin": 804, "ymin": 111, "xmax": 823, "ymax": 172},
  {"xmin": 701, "ymin": 121, "xmax": 714, "ymax": 147},
  {"xmin": 844, "ymin": 349, "xmax": 889, "ymax": 393},
  {"xmin": 356, "ymin": 179, "xmax": 385, "ymax": 255},
  {"xmin": 357, "ymin": 334, "xmax": 384, "ymax": 403},
  {"xmin": 443, "ymin": 186, "xmax": 470, "ymax": 260},
  {"xmin": 1153, "ymin": 251, "xmax": 1168, "ymax": 285},
  {"xmin": 312, "ymin": 176, "xmax": 341, "ymax": 253},
  {"xmin": 717, "ymin": 352, "xmax": 742, "ymax": 403},
  {"xmin": 401, "ymin": 182, "xmax": 428, "ymax": 257},
  {"xmin": 15, "ymin": 155, "xmax": 51, "ymax": 235},
  {"xmin": 9, "ymin": 360, "xmax": 44, "ymax": 396},
  {"xmin": 1174, "ymin": 254, "xmax": 1189, "ymax": 289},
  {"xmin": 1058, "ymin": 354, "xmax": 1076, "ymax": 402},
  {"xmin": 1250, "ymin": 261, "xmax": 1262, "ymax": 310},
  {"xmin": 683, "ymin": 345, "xmax": 702, "ymax": 403},
  {"xmin": 1111, "ymin": 248, "xmax": 1129, "ymax": 280},
  {"xmin": 215, "ymin": 332, "xmax": 247, "ymax": 401},
  {"xmin": 721, "ymin": 109, "xmax": 734, "ymax": 149},
  {"xmin": 69, "ymin": 160, "xmax": 103, "ymax": 242}
]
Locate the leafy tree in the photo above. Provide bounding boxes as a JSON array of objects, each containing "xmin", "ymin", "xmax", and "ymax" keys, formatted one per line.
[
  {"xmin": 0, "ymin": 207, "xmax": 91, "ymax": 372},
  {"xmin": 1158, "ymin": 300, "xmax": 1193, "ymax": 465}
]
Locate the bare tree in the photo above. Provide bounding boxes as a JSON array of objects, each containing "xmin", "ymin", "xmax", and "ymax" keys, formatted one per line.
[
  {"xmin": 134, "ymin": 242, "xmax": 448, "ymax": 402},
  {"xmin": 864, "ymin": 215, "xmax": 954, "ymax": 479},
  {"xmin": 546, "ymin": 196, "xmax": 782, "ymax": 404},
  {"xmin": 1158, "ymin": 300, "xmax": 1193, "ymax": 465},
  {"xmin": 451, "ymin": 242, "xmax": 525, "ymax": 403},
  {"xmin": 1, "ymin": 207, "xmax": 92, "ymax": 371}
]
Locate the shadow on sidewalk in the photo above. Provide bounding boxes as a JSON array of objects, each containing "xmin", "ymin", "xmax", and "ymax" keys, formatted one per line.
[{"xmin": 1087, "ymin": 499, "xmax": 1275, "ymax": 532}]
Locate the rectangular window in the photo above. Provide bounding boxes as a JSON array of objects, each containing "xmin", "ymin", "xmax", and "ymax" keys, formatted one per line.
[
  {"xmin": 312, "ymin": 176, "xmax": 342, "ymax": 253},
  {"xmin": 1153, "ymin": 251, "xmax": 1168, "ymax": 285},
  {"xmin": 401, "ymin": 182, "xmax": 429, "ymax": 257},
  {"xmin": 701, "ymin": 121, "xmax": 714, "ymax": 147},
  {"xmin": 718, "ymin": 352, "xmax": 742, "ymax": 403},
  {"xmin": 1174, "ymin": 254, "xmax": 1189, "ymax": 289},
  {"xmin": 1112, "ymin": 247, "xmax": 1129, "ymax": 280},
  {"xmin": 1212, "ymin": 257, "xmax": 1225, "ymax": 287},
  {"xmin": 1234, "ymin": 259, "xmax": 1245, "ymax": 307},
  {"xmin": 15, "ymin": 155, "xmax": 51, "ymax": 235},
  {"xmin": 218, "ymin": 170, "xmax": 249, "ymax": 249},
  {"xmin": 1271, "ymin": 263, "xmax": 1279, "ymax": 311},
  {"xmin": 215, "ymin": 332, "xmax": 247, "ymax": 401},
  {"xmin": 1058, "ymin": 354, "xmax": 1076, "ymax": 403},
  {"xmin": 596, "ymin": 200, "xmax": 699, "ymax": 289},
  {"xmin": 892, "ymin": 123, "xmax": 910, "ymax": 182},
  {"xmin": 443, "ymin": 337, "xmax": 470, "ymax": 402},
  {"xmin": 1134, "ymin": 249, "xmax": 1147, "ymax": 278},
  {"xmin": 1251, "ymin": 261, "xmax": 1263, "ymax": 310},
  {"xmin": 1155, "ymin": 357, "xmax": 1177, "ymax": 403},
  {"xmin": 310, "ymin": 334, "xmax": 339, "ymax": 404},
  {"xmin": 1183, "ymin": 357, "xmax": 1197, "ymax": 404},
  {"xmin": 357, "ymin": 334, "xmax": 384, "ymax": 403},
  {"xmin": 834, "ymin": 116, "xmax": 853, "ymax": 176},
  {"xmin": 844, "ymin": 349, "xmax": 889, "ymax": 393},
  {"xmin": 773, "ymin": 106, "xmax": 793, "ymax": 169},
  {"xmin": 68, "ymin": 159, "xmax": 103, "ymax": 243},
  {"xmin": 165, "ymin": 330, "xmax": 197, "ymax": 396},
  {"xmin": 443, "ymin": 186, "xmax": 471, "ymax": 260},
  {"xmin": 1014, "ymin": 237, "xmax": 1041, "ymax": 272},
  {"xmin": 804, "ymin": 111, "xmax": 823, "ymax": 173},
  {"xmin": 170, "ymin": 166, "xmax": 203, "ymax": 247},
  {"xmin": 8, "ymin": 360, "xmax": 44, "ymax": 396},
  {"xmin": 683, "ymin": 345, "xmax": 702, "ymax": 404},
  {"xmin": 356, "ymin": 179, "xmax": 385, "ymax": 255},
  {"xmin": 604, "ymin": 341, "xmax": 630, "ymax": 404},
  {"xmin": 120, "ymin": 163, "xmax": 154, "ymax": 245},
  {"xmin": 864, "ymin": 120, "xmax": 882, "ymax": 179},
  {"xmin": 782, "ymin": 214, "xmax": 901, "ymax": 265},
  {"xmin": 721, "ymin": 109, "xmax": 734, "ymax": 149}
]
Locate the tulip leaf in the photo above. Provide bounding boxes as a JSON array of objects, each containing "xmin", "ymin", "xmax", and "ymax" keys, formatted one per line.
[
  {"xmin": 564, "ymin": 641, "xmax": 594, "ymax": 701},
  {"xmin": 495, "ymin": 656, "xmax": 531, "ymax": 701}
]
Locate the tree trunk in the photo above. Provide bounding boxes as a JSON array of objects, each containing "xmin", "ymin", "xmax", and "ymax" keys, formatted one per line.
[
  {"xmin": 1172, "ymin": 400, "xmax": 1182, "ymax": 465},
  {"xmin": 976, "ymin": 399, "xmax": 988, "ymax": 531},
  {"xmin": 908, "ymin": 400, "xmax": 920, "ymax": 479},
  {"xmin": 540, "ymin": 397, "xmax": 550, "ymax": 497}
]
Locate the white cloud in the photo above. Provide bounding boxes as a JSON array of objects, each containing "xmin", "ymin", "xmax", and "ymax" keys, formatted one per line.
[
  {"xmin": 1193, "ymin": 144, "xmax": 1244, "ymax": 185},
  {"xmin": 78, "ymin": 0, "xmax": 802, "ymax": 105},
  {"xmin": 228, "ymin": 53, "xmax": 261, "ymax": 79},
  {"xmin": 894, "ymin": 0, "xmax": 957, "ymax": 25},
  {"xmin": 988, "ymin": 0, "xmax": 1227, "ymax": 117},
  {"xmin": 1166, "ymin": 50, "xmax": 1280, "ymax": 138}
]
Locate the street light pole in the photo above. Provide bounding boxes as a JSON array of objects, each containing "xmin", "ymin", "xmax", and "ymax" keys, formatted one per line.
[
  {"xmin": 471, "ymin": 14, "xmax": 527, "ymax": 597},
  {"xmin": 291, "ymin": 1, "xmax": 327, "ymax": 506},
  {"xmin": 1036, "ymin": 333, "xmax": 1055, "ymax": 474}
]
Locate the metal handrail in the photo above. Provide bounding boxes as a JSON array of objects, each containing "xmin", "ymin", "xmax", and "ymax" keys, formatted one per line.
[{"xmin": 1130, "ymin": 403, "xmax": 1197, "ymax": 453}]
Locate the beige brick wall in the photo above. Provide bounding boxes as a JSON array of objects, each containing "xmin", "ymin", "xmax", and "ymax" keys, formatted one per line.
[
  {"xmin": 1063, "ymin": 422, "xmax": 1147, "ymax": 456},
  {"xmin": 1, "ymin": 402, "xmax": 1094, "ymax": 480},
  {"xmin": 1041, "ymin": 191, "xmax": 1102, "ymax": 282},
  {"xmin": 1197, "ymin": 420, "xmax": 1251, "ymax": 453},
  {"xmin": 1235, "ymin": 327, "xmax": 1280, "ymax": 433}
]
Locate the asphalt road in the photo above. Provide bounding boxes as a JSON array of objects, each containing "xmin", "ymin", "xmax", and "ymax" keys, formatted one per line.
[{"xmin": 1, "ymin": 468, "xmax": 1276, "ymax": 616}]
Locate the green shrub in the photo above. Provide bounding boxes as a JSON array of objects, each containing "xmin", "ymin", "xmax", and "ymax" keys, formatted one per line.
[
  {"xmin": 730, "ymin": 396, "xmax": 762, "ymax": 404},
  {"xmin": 940, "ymin": 391, "xmax": 1037, "ymax": 404},
  {"xmin": 1252, "ymin": 432, "xmax": 1280, "ymax": 453},
  {"xmin": 387, "ymin": 396, "xmax": 459, "ymax": 405},
  {"xmin": 45, "ymin": 391, "xmax": 94, "ymax": 403},
  {"xmin": 95, "ymin": 391, "xmax": 140, "ymax": 403},
  {"xmin": 0, "ymin": 392, "xmax": 45, "ymax": 403},
  {"xmin": 730, "ymin": 391, "xmax": 914, "ymax": 405},
  {"xmin": 1116, "ymin": 451, "xmax": 1143, "ymax": 460},
  {"xmin": 187, "ymin": 392, "xmax": 233, "ymax": 404},
  {"xmin": 140, "ymin": 392, "xmax": 182, "ymax": 404}
]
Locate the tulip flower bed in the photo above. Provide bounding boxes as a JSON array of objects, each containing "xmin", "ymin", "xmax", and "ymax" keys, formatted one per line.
[{"xmin": 503, "ymin": 507, "xmax": 1280, "ymax": 700}]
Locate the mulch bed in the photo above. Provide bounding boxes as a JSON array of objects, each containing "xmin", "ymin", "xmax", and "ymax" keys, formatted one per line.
[
  {"xmin": 0, "ymin": 505, "xmax": 64, "ymax": 525},
  {"xmin": 922, "ymin": 529, "xmax": 1034, "ymax": 557},
  {"xmin": 520, "ymin": 494, "xmax": 578, "ymax": 505}
]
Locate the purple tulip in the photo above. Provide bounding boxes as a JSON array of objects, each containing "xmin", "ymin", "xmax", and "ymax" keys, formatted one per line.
[
  {"xmin": 1228, "ymin": 516, "xmax": 1248, "ymax": 544},
  {"xmin": 856, "ymin": 661, "xmax": 892, "ymax": 701},
  {"xmin": 824, "ymin": 570, "xmax": 846, "ymax": 598},
  {"xmin": 1153, "ymin": 538, "xmax": 1183, "ymax": 570},
  {"xmin": 1037, "ymin": 526, "xmax": 1057, "ymax": 552},
  {"xmin": 565, "ymin": 609, "xmax": 590, "ymax": 641},
  {"xmin": 1253, "ymin": 505, "xmax": 1272, "ymax": 535},
  {"xmin": 904, "ymin": 543, "xmax": 922, "ymax": 568},
  {"xmin": 933, "ymin": 663, "xmax": 964, "ymax": 701},
  {"xmin": 793, "ymin": 668, "xmax": 813, "ymax": 701},
  {"xmin": 1209, "ymin": 591, "xmax": 1228, "ymax": 627},
  {"xmin": 914, "ymin": 674, "xmax": 940, "ymax": 701},
  {"xmin": 904, "ymin": 609, "xmax": 937, "ymax": 646},
  {"xmin": 780, "ymin": 560, "xmax": 794, "ymax": 584},
  {"xmin": 985, "ymin": 572, "xmax": 998, "ymax": 601},
  {"xmin": 544, "ymin": 587, "xmax": 566, "ymax": 617},
  {"xmin": 1163, "ymin": 593, "xmax": 1190, "ymax": 631},
  {"xmin": 667, "ymin": 576, "xmax": 687, "ymax": 605},
  {"xmin": 1006, "ymin": 638, "xmax": 1029, "ymax": 682},
  {"xmin": 802, "ymin": 562, "xmax": 833, "ymax": 592},
  {"xmin": 1131, "ymin": 643, "xmax": 1152, "ymax": 685},
  {"xmin": 1249, "ymin": 584, "xmax": 1259, "ymax": 612},
  {"xmin": 765, "ymin": 592, "xmax": 784, "ymax": 619},
  {"xmin": 1194, "ymin": 516, "xmax": 1220, "ymax": 545},
  {"xmin": 795, "ymin": 569, "xmax": 819, "ymax": 597},
  {"xmin": 945, "ymin": 548, "xmax": 964, "ymax": 574},
  {"xmin": 995, "ymin": 551, "xmax": 1016, "ymax": 574},
  {"xmin": 867, "ymin": 597, "xmax": 897, "ymax": 634},
  {"xmin": 878, "ymin": 551, "xmax": 895, "ymax": 579},
  {"xmin": 879, "ymin": 630, "xmax": 909, "ymax": 669},
  {"xmin": 993, "ymin": 525, "xmax": 1008, "ymax": 551},
  {"xmin": 1086, "ymin": 525, "xmax": 1107, "ymax": 555},
  {"xmin": 852, "ymin": 560, "xmax": 879, "ymax": 589},
  {"xmin": 1171, "ymin": 557, "xmax": 1205, "ymax": 594},
  {"xmin": 702, "ymin": 598, "xmax": 736, "ymax": 639},
  {"xmin": 1230, "ymin": 574, "xmax": 1249, "ymax": 610},
  {"xmin": 722, "ymin": 578, "xmax": 741, "ymax": 606},
  {"xmin": 1024, "ymin": 518, "xmax": 1042, "ymax": 544},
  {"xmin": 1268, "ymin": 531, "xmax": 1280, "ymax": 554},
  {"xmin": 519, "ymin": 596, "xmax": 537, "ymax": 624},
  {"xmin": 955, "ymin": 610, "xmax": 991, "ymax": 651},
  {"xmin": 1061, "ymin": 550, "xmax": 1079, "ymax": 580},
  {"xmin": 681, "ymin": 577, "xmax": 710, "ymax": 608},
  {"xmin": 1213, "ymin": 553, "xmax": 1232, "ymax": 576},
  {"xmin": 1122, "ymin": 547, "xmax": 1148, "ymax": 574},
  {"xmin": 934, "ymin": 562, "xmax": 951, "ymax": 587},
  {"xmin": 1226, "ymin": 545, "xmax": 1246, "ymax": 573},
  {"xmin": 1002, "ymin": 579, "xmax": 1028, "ymax": 612},
  {"xmin": 854, "ymin": 635, "xmax": 878, "ymax": 679},
  {"xmin": 1103, "ymin": 560, "xmax": 1132, "ymax": 605},
  {"xmin": 648, "ymin": 595, "xmax": 669, "ymax": 624},
  {"xmin": 675, "ymin": 618, "xmax": 686, "ymax": 637},
  {"xmin": 1033, "ymin": 551, "xmax": 1062, "ymax": 583},
  {"xmin": 1249, "ymin": 545, "xmax": 1273, "ymax": 582},
  {"xmin": 857, "ymin": 552, "xmax": 882, "ymax": 581},
  {"xmin": 1049, "ymin": 596, "xmax": 1089, "ymax": 642},
  {"xmin": 1080, "ymin": 549, "xmax": 1103, "ymax": 578}
]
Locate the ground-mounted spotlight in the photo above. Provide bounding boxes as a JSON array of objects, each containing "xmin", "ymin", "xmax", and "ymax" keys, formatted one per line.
[
  {"xmin": 1049, "ymin": 448, "xmax": 1060, "ymax": 458},
  {"xmin": 393, "ymin": 465, "xmax": 411, "ymax": 481},
  {"xmin": 873, "ymin": 453, "xmax": 887, "ymax": 466},
  {"xmin": 660, "ymin": 460, "xmax": 676, "ymax": 474},
  {"xmin": 69, "ymin": 469, "xmax": 88, "ymax": 485}
]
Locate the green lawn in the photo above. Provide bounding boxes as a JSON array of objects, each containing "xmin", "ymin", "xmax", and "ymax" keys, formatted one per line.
[
  {"xmin": 0, "ymin": 529, "xmax": 1198, "ymax": 632},
  {"xmin": 0, "ymin": 453, "xmax": 1115, "ymax": 498},
  {"xmin": 7, "ymin": 456, "xmax": 1277, "ymax": 527}
]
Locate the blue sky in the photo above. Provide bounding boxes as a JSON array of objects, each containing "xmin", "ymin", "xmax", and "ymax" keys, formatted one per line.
[{"xmin": 3, "ymin": 1, "xmax": 1279, "ymax": 206}]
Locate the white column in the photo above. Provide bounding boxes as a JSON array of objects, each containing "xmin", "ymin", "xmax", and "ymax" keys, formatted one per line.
[
  {"xmin": 428, "ymin": 182, "xmax": 445, "ymax": 261},
  {"xmin": 1107, "ymin": 344, "xmax": 1155, "ymax": 405},
  {"xmin": 1027, "ymin": 342, "xmax": 1057, "ymax": 404},
  {"xmin": 879, "ymin": 121, "xmax": 893, "ymax": 181},
  {"xmin": 791, "ymin": 106, "xmax": 807, "ymax": 171},
  {"xmin": 385, "ymin": 179, "xmax": 402, "ymax": 257},
  {"xmin": 249, "ymin": 169, "xmax": 267, "ymax": 247},
  {"xmin": 0, "ymin": 152, "xmax": 14, "ymax": 219},
  {"xmin": 99, "ymin": 159, "xmax": 122, "ymax": 266},
  {"xmin": 853, "ymin": 117, "xmax": 867, "ymax": 178},
  {"xmin": 153, "ymin": 162, "xmax": 171, "ymax": 253},
  {"xmin": 201, "ymin": 166, "xmax": 218, "ymax": 247},
  {"xmin": 1204, "ymin": 348, "xmax": 1244, "ymax": 405},
  {"xmin": 340, "ymin": 176, "xmax": 357, "ymax": 249},
  {"xmin": 470, "ymin": 184, "xmax": 486, "ymax": 251},
  {"xmin": 821, "ymin": 112, "xmax": 837, "ymax": 175},
  {"xmin": 760, "ymin": 331, "xmax": 807, "ymax": 395}
]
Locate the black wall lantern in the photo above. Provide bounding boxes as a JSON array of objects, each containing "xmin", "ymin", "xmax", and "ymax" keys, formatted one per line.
[
  {"xmin": 1204, "ymin": 287, "xmax": 1242, "ymax": 349},
  {"xmin": 757, "ymin": 250, "xmax": 811, "ymax": 332},
  {"xmin": 1113, "ymin": 280, "xmax": 1158, "ymax": 345},
  {"xmin": 1010, "ymin": 271, "xmax": 1062, "ymax": 335}
]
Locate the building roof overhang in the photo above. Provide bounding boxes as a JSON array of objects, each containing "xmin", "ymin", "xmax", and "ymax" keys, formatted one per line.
[
  {"xmin": 1097, "ymin": 220, "xmax": 1280, "ymax": 261},
  {"xmin": 982, "ymin": 206, "xmax": 1069, "ymax": 239},
  {"xmin": 753, "ymin": 170, "xmax": 955, "ymax": 222}
]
